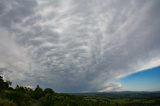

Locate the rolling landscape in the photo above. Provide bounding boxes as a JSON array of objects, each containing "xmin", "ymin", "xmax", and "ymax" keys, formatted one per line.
[
  {"xmin": 0, "ymin": 0, "xmax": 160, "ymax": 106},
  {"xmin": 0, "ymin": 76, "xmax": 160, "ymax": 106}
]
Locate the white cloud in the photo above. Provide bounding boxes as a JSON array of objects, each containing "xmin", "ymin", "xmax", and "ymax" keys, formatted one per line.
[
  {"xmin": 0, "ymin": 0, "xmax": 160, "ymax": 92},
  {"xmin": 99, "ymin": 83, "xmax": 122, "ymax": 92}
]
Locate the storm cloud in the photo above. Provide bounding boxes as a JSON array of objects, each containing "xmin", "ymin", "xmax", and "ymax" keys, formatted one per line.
[{"xmin": 0, "ymin": 0, "xmax": 160, "ymax": 92}]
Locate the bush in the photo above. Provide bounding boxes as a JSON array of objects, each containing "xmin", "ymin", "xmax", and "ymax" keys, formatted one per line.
[{"xmin": 0, "ymin": 98, "xmax": 16, "ymax": 106}]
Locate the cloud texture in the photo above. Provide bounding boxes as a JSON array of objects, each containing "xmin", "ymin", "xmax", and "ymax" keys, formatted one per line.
[{"xmin": 0, "ymin": 0, "xmax": 160, "ymax": 92}]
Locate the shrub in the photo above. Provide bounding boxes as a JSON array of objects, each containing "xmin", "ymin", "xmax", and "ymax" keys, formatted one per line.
[{"xmin": 0, "ymin": 98, "xmax": 16, "ymax": 106}]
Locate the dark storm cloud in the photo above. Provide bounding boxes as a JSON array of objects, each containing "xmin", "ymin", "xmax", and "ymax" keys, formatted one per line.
[
  {"xmin": 0, "ymin": 0, "xmax": 37, "ymax": 28},
  {"xmin": 0, "ymin": 0, "xmax": 160, "ymax": 92}
]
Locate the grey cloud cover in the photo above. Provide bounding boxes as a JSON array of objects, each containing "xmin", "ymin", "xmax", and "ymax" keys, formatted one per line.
[{"xmin": 0, "ymin": 0, "xmax": 160, "ymax": 92}]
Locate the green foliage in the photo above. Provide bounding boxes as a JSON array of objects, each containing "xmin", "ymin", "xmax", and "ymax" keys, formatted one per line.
[
  {"xmin": 0, "ymin": 76, "xmax": 160, "ymax": 106},
  {"xmin": 32, "ymin": 85, "xmax": 44, "ymax": 100},
  {"xmin": 0, "ymin": 76, "xmax": 11, "ymax": 91},
  {"xmin": 40, "ymin": 94, "xmax": 55, "ymax": 106},
  {"xmin": 0, "ymin": 98, "xmax": 16, "ymax": 106},
  {"xmin": 44, "ymin": 88, "xmax": 55, "ymax": 94},
  {"xmin": 6, "ymin": 90, "xmax": 31, "ymax": 106}
]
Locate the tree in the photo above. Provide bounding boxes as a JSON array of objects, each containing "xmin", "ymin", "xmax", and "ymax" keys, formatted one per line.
[
  {"xmin": 0, "ymin": 76, "xmax": 11, "ymax": 91},
  {"xmin": 0, "ymin": 76, "xmax": 3, "ymax": 82},
  {"xmin": 32, "ymin": 85, "xmax": 44, "ymax": 99},
  {"xmin": 44, "ymin": 88, "xmax": 55, "ymax": 94}
]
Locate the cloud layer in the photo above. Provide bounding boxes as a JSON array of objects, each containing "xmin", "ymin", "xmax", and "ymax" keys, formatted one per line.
[{"xmin": 0, "ymin": 0, "xmax": 160, "ymax": 92}]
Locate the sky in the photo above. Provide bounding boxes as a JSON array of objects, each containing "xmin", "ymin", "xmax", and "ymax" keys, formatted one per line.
[
  {"xmin": 0, "ymin": 0, "xmax": 160, "ymax": 93},
  {"xmin": 120, "ymin": 66, "xmax": 160, "ymax": 91}
]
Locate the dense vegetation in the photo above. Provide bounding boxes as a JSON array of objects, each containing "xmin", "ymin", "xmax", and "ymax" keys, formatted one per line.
[{"xmin": 0, "ymin": 76, "xmax": 160, "ymax": 106}]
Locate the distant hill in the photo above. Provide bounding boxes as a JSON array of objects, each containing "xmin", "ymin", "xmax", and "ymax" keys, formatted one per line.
[{"xmin": 70, "ymin": 91, "xmax": 160, "ymax": 99}]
